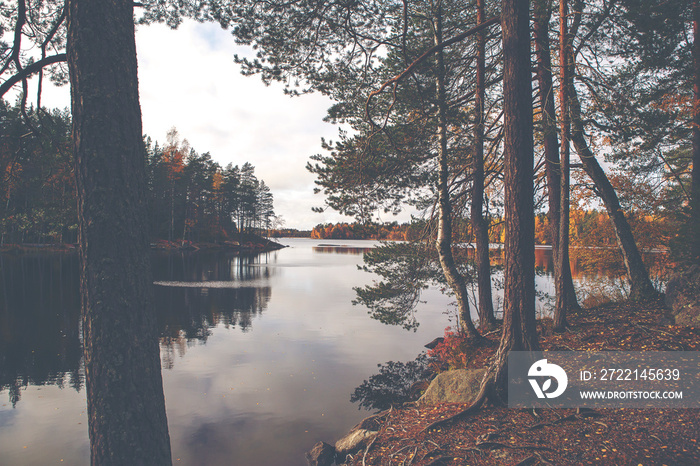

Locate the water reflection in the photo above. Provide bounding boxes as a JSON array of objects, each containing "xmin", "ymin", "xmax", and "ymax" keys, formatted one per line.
[
  {"xmin": 0, "ymin": 245, "xmax": 665, "ymax": 406},
  {"xmin": 0, "ymin": 252, "xmax": 273, "ymax": 404},
  {"xmin": 157, "ymin": 286, "xmax": 271, "ymax": 369},
  {"xmin": 0, "ymin": 240, "xmax": 668, "ymax": 465},
  {"xmin": 151, "ymin": 251, "xmax": 276, "ymax": 282},
  {"xmin": 313, "ymin": 245, "xmax": 373, "ymax": 255},
  {"xmin": 0, "ymin": 254, "xmax": 82, "ymax": 406}
]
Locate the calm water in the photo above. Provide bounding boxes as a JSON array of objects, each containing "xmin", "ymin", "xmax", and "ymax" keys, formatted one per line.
[
  {"xmin": 0, "ymin": 239, "xmax": 656, "ymax": 465},
  {"xmin": 0, "ymin": 239, "xmax": 457, "ymax": 465}
]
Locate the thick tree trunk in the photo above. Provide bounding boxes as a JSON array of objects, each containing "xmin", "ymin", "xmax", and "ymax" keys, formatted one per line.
[
  {"xmin": 533, "ymin": 0, "xmax": 579, "ymax": 318},
  {"xmin": 501, "ymin": 0, "xmax": 539, "ymax": 350},
  {"xmin": 66, "ymin": 0, "xmax": 172, "ymax": 464},
  {"xmin": 554, "ymin": 0, "xmax": 571, "ymax": 330},
  {"xmin": 484, "ymin": 0, "xmax": 540, "ymax": 402},
  {"xmin": 434, "ymin": 8, "xmax": 481, "ymax": 341},
  {"xmin": 470, "ymin": 0, "xmax": 497, "ymax": 331},
  {"xmin": 569, "ymin": 88, "xmax": 658, "ymax": 302}
]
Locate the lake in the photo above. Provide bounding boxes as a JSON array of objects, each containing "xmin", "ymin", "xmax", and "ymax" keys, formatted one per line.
[{"xmin": 0, "ymin": 238, "xmax": 654, "ymax": 465}]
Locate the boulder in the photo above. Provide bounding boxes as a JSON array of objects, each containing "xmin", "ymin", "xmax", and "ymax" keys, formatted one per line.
[
  {"xmin": 417, "ymin": 368, "xmax": 486, "ymax": 405},
  {"xmin": 666, "ymin": 264, "xmax": 700, "ymax": 327},
  {"xmin": 305, "ymin": 441, "xmax": 335, "ymax": 466}
]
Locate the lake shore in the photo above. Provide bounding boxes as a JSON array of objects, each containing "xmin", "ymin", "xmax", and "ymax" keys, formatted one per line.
[
  {"xmin": 333, "ymin": 299, "xmax": 700, "ymax": 465},
  {"xmin": 0, "ymin": 233, "xmax": 286, "ymax": 255}
]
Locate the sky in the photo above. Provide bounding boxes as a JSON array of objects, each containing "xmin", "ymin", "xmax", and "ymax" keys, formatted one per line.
[{"xmin": 34, "ymin": 20, "xmax": 365, "ymax": 230}]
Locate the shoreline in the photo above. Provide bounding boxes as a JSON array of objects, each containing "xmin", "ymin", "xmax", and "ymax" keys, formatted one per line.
[
  {"xmin": 321, "ymin": 298, "xmax": 700, "ymax": 465},
  {"xmin": 0, "ymin": 234, "xmax": 286, "ymax": 255}
]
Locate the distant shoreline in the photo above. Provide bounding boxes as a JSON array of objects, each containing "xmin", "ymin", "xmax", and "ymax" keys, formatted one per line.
[{"xmin": 0, "ymin": 234, "xmax": 286, "ymax": 255}]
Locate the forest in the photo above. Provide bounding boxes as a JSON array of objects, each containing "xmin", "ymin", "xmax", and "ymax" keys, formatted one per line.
[
  {"xmin": 310, "ymin": 208, "xmax": 670, "ymax": 252},
  {"xmin": 0, "ymin": 103, "xmax": 275, "ymax": 246},
  {"xmin": 1, "ymin": 0, "xmax": 698, "ymax": 464}
]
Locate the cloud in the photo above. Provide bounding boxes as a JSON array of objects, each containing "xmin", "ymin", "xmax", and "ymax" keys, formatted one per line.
[
  {"xmin": 12, "ymin": 19, "xmax": 355, "ymax": 229},
  {"xmin": 135, "ymin": 21, "xmax": 347, "ymax": 229}
]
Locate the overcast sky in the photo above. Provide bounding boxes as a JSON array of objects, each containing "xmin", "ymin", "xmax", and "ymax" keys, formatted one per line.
[{"xmin": 36, "ymin": 20, "xmax": 368, "ymax": 230}]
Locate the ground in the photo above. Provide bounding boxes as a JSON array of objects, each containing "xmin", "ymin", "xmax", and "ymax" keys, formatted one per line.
[{"xmin": 344, "ymin": 301, "xmax": 700, "ymax": 465}]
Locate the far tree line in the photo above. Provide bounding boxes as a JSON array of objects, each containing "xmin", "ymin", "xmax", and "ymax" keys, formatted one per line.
[
  {"xmin": 0, "ymin": 104, "xmax": 275, "ymax": 245},
  {"xmin": 308, "ymin": 207, "xmax": 670, "ymax": 254}
]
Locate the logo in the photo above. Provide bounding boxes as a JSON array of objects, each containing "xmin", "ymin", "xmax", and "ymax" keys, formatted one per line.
[{"xmin": 528, "ymin": 359, "xmax": 568, "ymax": 399}]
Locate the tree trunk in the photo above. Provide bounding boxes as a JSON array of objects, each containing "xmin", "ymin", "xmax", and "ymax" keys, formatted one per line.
[
  {"xmin": 66, "ymin": 0, "xmax": 172, "ymax": 464},
  {"xmin": 485, "ymin": 0, "xmax": 540, "ymax": 402},
  {"xmin": 692, "ymin": 1, "xmax": 700, "ymax": 263},
  {"xmin": 554, "ymin": 0, "xmax": 571, "ymax": 330},
  {"xmin": 434, "ymin": 7, "xmax": 481, "ymax": 341},
  {"xmin": 533, "ymin": 0, "xmax": 579, "ymax": 317},
  {"xmin": 470, "ymin": 0, "xmax": 497, "ymax": 331},
  {"xmin": 569, "ymin": 87, "xmax": 658, "ymax": 302}
]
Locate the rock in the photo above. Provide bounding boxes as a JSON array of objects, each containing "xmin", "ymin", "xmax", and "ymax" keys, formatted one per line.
[
  {"xmin": 332, "ymin": 410, "xmax": 388, "ymax": 463},
  {"xmin": 417, "ymin": 368, "xmax": 486, "ymax": 405},
  {"xmin": 335, "ymin": 428, "xmax": 376, "ymax": 461},
  {"xmin": 305, "ymin": 441, "xmax": 335, "ymax": 466},
  {"xmin": 408, "ymin": 380, "xmax": 431, "ymax": 399},
  {"xmin": 666, "ymin": 264, "xmax": 700, "ymax": 326},
  {"xmin": 424, "ymin": 336, "xmax": 445, "ymax": 349}
]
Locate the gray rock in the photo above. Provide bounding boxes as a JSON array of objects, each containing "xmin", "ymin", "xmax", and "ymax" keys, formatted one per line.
[
  {"xmin": 333, "ymin": 410, "xmax": 389, "ymax": 463},
  {"xmin": 424, "ymin": 337, "xmax": 445, "ymax": 349},
  {"xmin": 305, "ymin": 441, "xmax": 335, "ymax": 466},
  {"xmin": 666, "ymin": 264, "xmax": 700, "ymax": 326},
  {"xmin": 417, "ymin": 368, "xmax": 486, "ymax": 405},
  {"xmin": 334, "ymin": 428, "xmax": 377, "ymax": 460}
]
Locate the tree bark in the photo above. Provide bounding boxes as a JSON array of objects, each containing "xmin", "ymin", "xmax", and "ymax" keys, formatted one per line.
[
  {"xmin": 66, "ymin": 0, "xmax": 172, "ymax": 464},
  {"xmin": 569, "ymin": 88, "xmax": 658, "ymax": 302},
  {"xmin": 485, "ymin": 0, "xmax": 540, "ymax": 401},
  {"xmin": 554, "ymin": 0, "xmax": 571, "ymax": 330},
  {"xmin": 533, "ymin": 0, "xmax": 579, "ymax": 318},
  {"xmin": 470, "ymin": 0, "xmax": 497, "ymax": 331},
  {"xmin": 433, "ymin": 6, "xmax": 481, "ymax": 341}
]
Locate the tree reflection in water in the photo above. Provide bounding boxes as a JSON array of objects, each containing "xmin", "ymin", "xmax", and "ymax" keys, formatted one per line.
[
  {"xmin": 350, "ymin": 353, "xmax": 434, "ymax": 411},
  {"xmin": 0, "ymin": 252, "xmax": 273, "ymax": 404},
  {"xmin": 0, "ymin": 254, "xmax": 82, "ymax": 407},
  {"xmin": 156, "ymin": 285, "xmax": 271, "ymax": 369}
]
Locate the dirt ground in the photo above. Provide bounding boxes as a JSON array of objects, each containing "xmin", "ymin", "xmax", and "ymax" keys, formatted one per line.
[{"xmin": 345, "ymin": 301, "xmax": 700, "ymax": 465}]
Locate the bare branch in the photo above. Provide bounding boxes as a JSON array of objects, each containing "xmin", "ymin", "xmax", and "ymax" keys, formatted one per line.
[{"xmin": 0, "ymin": 53, "xmax": 67, "ymax": 99}]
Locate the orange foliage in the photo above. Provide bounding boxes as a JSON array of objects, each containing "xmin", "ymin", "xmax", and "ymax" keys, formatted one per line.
[{"xmin": 427, "ymin": 327, "xmax": 472, "ymax": 370}]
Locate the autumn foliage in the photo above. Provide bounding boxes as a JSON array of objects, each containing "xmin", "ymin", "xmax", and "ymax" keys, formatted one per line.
[
  {"xmin": 310, "ymin": 222, "xmax": 420, "ymax": 240},
  {"xmin": 427, "ymin": 327, "xmax": 474, "ymax": 370}
]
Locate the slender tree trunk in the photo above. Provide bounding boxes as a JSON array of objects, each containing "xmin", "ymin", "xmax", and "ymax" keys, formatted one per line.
[
  {"xmin": 533, "ymin": 0, "xmax": 579, "ymax": 315},
  {"xmin": 692, "ymin": 1, "xmax": 700, "ymax": 263},
  {"xmin": 569, "ymin": 88, "xmax": 658, "ymax": 302},
  {"xmin": 471, "ymin": 0, "xmax": 497, "ymax": 330},
  {"xmin": 169, "ymin": 181, "xmax": 175, "ymax": 242},
  {"xmin": 67, "ymin": 0, "xmax": 172, "ymax": 464},
  {"xmin": 433, "ymin": 6, "xmax": 481, "ymax": 341},
  {"xmin": 554, "ymin": 0, "xmax": 571, "ymax": 330}
]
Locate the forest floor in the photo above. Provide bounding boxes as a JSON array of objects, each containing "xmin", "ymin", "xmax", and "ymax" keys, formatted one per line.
[{"xmin": 345, "ymin": 300, "xmax": 700, "ymax": 466}]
